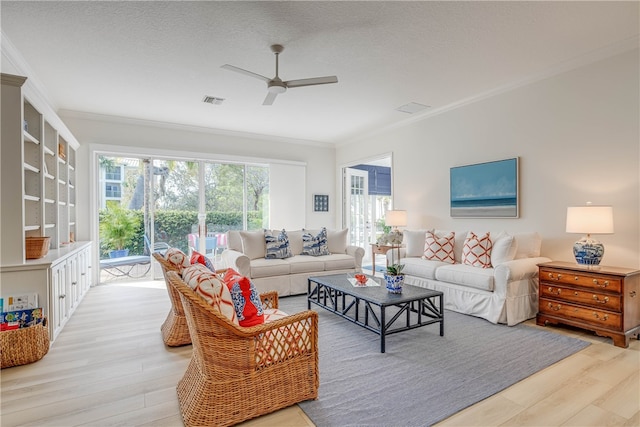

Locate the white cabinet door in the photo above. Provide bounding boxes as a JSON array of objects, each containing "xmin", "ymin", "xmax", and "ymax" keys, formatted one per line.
[
  {"xmin": 68, "ymin": 253, "xmax": 79, "ymax": 312},
  {"xmin": 50, "ymin": 260, "xmax": 69, "ymax": 340}
]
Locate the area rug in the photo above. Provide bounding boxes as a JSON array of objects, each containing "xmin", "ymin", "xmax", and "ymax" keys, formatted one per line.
[{"xmin": 278, "ymin": 295, "xmax": 590, "ymax": 427}]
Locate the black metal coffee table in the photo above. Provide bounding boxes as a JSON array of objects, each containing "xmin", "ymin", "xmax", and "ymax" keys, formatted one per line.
[{"xmin": 307, "ymin": 274, "xmax": 444, "ymax": 353}]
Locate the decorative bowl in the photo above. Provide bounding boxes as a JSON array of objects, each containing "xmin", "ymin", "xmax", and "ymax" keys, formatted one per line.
[{"xmin": 355, "ymin": 274, "xmax": 368, "ymax": 285}]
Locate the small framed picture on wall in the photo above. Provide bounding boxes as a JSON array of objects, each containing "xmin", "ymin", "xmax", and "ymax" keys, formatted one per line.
[{"xmin": 313, "ymin": 194, "xmax": 329, "ymax": 212}]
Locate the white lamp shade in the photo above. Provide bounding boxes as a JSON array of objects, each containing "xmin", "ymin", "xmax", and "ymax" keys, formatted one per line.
[
  {"xmin": 385, "ymin": 210, "xmax": 407, "ymax": 227},
  {"xmin": 566, "ymin": 206, "xmax": 614, "ymax": 234}
]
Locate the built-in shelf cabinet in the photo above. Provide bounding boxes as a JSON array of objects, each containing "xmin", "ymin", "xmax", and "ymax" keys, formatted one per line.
[{"xmin": 1, "ymin": 73, "xmax": 89, "ymax": 342}]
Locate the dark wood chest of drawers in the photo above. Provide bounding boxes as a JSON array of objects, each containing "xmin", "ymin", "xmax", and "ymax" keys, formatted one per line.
[{"xmin": 537, "ymin": 261, "xmax": 640, "ymax": 348}]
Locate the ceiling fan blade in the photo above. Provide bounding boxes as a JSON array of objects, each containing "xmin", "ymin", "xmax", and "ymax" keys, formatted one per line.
[
  {"xmin": 221, "ymin": 64, "xmax": 270, "ymax": 82},
  {"xmin": 263, "ymin": 92, "xmax": 278, "ymax": 105},
  {"xmin": 285, "ymin": 76, "xmax": 338, "ymax": 88}
]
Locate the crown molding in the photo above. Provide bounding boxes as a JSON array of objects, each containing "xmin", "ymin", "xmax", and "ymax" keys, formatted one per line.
[{"xmin": 58, "ymin": 109, "xmax": 335, "ymax": 149}]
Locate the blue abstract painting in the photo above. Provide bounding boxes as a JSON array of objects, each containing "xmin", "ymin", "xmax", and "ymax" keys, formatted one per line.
[{"xmin": 450, "ymin": 158, "xmax": 519, "ymax": 218}]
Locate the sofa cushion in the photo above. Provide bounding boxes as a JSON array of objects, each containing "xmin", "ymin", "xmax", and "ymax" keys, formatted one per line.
[
  {"xmin": 327, "ymin": 228, "xmax": 349, "ymax": 254},
  {"xmin": 240, "ymin": 230, "xmax": 266, "ymax": 260},
  {"xmin": 222, "ymin": 268, "xmax": 264, "ymax": 327},
  {"xmin": 491, "ymin": 232, "xmax": 518, "ymax": 266},
  {"xmin": 401, "ymin": 257, "xmax": 447, "ymax": 280},
  {"xmin": 182, "ymin": 264, "xmax": 239, "ymax": 324},
  {"xmin": 190, "ymin": 250, "xmax": 215, "ymax": 271},
  {"xmin": 322, "ymin": 253, "xmax": 357, "ymax": 270},
  {"xmin": 226, "ymin": 230, "xmax": 243, "ymax": 252},
  {"xmin": 462, "ymin": 232, "xmax": 493, "ymax": 268},
  {"xmin": 403, "ymin": 229, "xmax": 432, "ymax": 257},
  {"xmin": 435, "ymin": 264, "xmax": 495, "ymax": 292},
  {"xmin": 423, "ymin": 231, "xmax": 455, "ymax": 264},
  {"xmin": 164, "ymin": 247, "xmax": 191, "ymax": 272},
  {"xmin": 514, "ymin": 232, "xmax": 542, "ymax": 259},
  {"xmin": 288, "ymin": 255, "xmax": 326, "ymax": 274},
  {"xmin": 265, "ymin": 229, "xmax": 292, "ymax": 259},
  {"xmin": 302, "ymin": 228, "xmax": 330, "ymax": 256},
  {"xmin": 249, "ymin": 257, "xmax": 291, "ymax": 278}
]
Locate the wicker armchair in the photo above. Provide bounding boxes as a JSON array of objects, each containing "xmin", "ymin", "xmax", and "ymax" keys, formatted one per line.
[
  {"xmin": 153, "ymin": 252, "xmax": 192, "ymax": 346},
  {"xmin": 154, "ymin": 252, "xmax": 280, "ymax": 347},
  {"xmin": 166, "ymin": 271, "xmax": 319, "ymax": 427}
]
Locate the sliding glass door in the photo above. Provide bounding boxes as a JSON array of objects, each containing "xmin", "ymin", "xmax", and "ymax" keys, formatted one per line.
[{"xmin": 97, "ymin": 154, "xmax": 269, "ymax": 282}]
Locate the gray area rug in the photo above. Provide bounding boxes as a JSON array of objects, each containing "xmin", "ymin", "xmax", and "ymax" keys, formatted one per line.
[{"xmin": 278, "ymin": 295, "xmax": 590, "ymax": 427}]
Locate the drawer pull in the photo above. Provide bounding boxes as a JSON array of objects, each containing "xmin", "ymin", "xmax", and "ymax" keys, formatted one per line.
[
  {"xmin": 547, "ymin": 302, "xmax": 562, "ymax": 311},
  {"xmin": 548, "ymin": 273, "xmax": 562, "ymax": 280},
  {"xmin": 592, "ymin": 312, "xmax": 608, "ymax": 321},
  {"xmin": 592, "ymin": 279, "xmax": 609, "ymax": 288},
  {"xmin": 574, "ymin": 276, "xmax": 579, "ymax": 281},
  {"xmin": 547, "ymin": 287, "xmax": 561, "ymax": 295},
  {"xmin": 592, "ymin": 295, "xmax": 609, "ymax": 304},
  {"xmin": 631, "ymin": 291, "xmax": 637, "ymax": 298},
  {"xmin": 574, "ymin": 292, "xmax": 579, "ymax": 296},
  {"xmin": 59, "ymin": 294, "xmax": 66, "ymax": 299}
]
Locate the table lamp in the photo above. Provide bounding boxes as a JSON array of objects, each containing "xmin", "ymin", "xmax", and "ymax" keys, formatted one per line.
[
  {"xmin": 566, "ymin": 204, "xmax": 614, "ymax": 266},
  {"xmin": 384, "ymin": 210, "xmax": 406, "ymax": 245}
]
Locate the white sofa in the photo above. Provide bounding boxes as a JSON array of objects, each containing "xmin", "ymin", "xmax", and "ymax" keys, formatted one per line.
[
  {"xmin": 222, "ymin": 229, "xmax": 365, "ymax": 296},
  {"xmin": 387, "ymin": 230, "xmax": 551, "ymax": 326}
]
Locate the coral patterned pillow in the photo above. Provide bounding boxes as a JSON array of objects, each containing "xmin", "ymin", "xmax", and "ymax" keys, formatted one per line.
[
  {"xmin": 423, "ymin": 231, "xmax": 455, "ymax": 264},
  {"xmin": 164, "ymin": 248, "xmax": 191, "ymax": 272},
  {"xmin": 182, "ymin": 264, "xmax": 238, "ymax": 325},
  {"xmin": 190, "ymin": 250, "xmax": 215, "ymax": 271},
  {"xmin": 222, "ymin": 268, "xmax": 265, "ymax": 327},
  {"xmin": 462, "ymin": 232, "xmax": 493, "ymax": 268}
]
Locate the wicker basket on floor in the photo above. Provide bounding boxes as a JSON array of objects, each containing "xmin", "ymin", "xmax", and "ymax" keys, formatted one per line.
[{"xmin": 1, "ymin": 318, "xmax": 50, "ymax": 369}]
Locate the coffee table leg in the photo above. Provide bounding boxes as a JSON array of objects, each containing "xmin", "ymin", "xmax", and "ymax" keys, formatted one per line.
[
  {"xmin": 439, "ymin": 294, "xmax": 444, "ymax": 336},
  {"xmin": 380, "ymin": 306, "xmax": 386, "ymax": 353}
]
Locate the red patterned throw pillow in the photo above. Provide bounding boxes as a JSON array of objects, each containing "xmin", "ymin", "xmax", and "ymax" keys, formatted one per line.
[
  {"xmin": 462, "ymin": 231, "xmax": 493, "ymax": 268},
  {"xmin": 222, "ymin": 268, "xmax": 265, "ymax": 327},
  {"xmin": 182, "ymin": 264, "xmax": 238, "ymax": 325},
  {"xmin": 423, "ymin": 231, "xmax": 455, "ymax": 264},
  {"xmin": 190, "ymin": 250, "xmax": 215, "ymax": 272},
  {"xmin": 164, "ymin": 248, "xmax": 191, "ymax": 272}
]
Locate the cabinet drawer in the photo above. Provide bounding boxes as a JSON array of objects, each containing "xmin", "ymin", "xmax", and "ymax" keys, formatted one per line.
[
  {"xmin": 539, "ymin": 285, "xmax": 622, "ymax": 312},
  {"xmin": 539, "ymin": 297, "xmax": 622, "ymax": 330},
  {"xmin": 540, "ymin": 268, "xmax": 622, "ymax": 293}
]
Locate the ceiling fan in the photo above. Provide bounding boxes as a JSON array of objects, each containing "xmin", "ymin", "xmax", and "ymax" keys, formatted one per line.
[{"xmin": 221, "ymin": 44, "xmax": 338, "ymax": 105}]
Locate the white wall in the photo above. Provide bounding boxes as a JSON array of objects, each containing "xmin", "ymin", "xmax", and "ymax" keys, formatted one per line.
[
  {"xmin": 337, "ymin": 49, "xmax": 640, "ymax": 268},
  {"xmin": 64, "ymin": 115, "xmax": 338, "ymax": 245}
]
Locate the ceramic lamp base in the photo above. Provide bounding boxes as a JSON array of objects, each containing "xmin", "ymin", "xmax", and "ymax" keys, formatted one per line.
[{"xmin": 573, "ymin": 236, "xmax": 604, "ymax": 265}]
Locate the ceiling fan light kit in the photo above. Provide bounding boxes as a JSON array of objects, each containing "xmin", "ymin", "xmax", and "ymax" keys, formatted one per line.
[{"xmin": 221, "ymin": 44, "xmax": 338, "ymax": 105}]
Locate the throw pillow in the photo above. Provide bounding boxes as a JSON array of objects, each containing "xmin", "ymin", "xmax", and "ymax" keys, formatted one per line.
[
  {"xmin": 404, "ymin": 229, "xmax": 433, "ymax": 257},
  {"xmin": 302, "ymin": 227, "xmax": 330, "ymax": 256},
  {"xmin": 182, "ymin": 264, "xmax": 238, "ymax": 325},
  {"xmin": 190, "ymin": 250, "xmax": 215, "ymax": 271},
  {"xmin": 423, "ymin": 231, "xmax": 455, "ymax": 264},
  {"xmin": 462, "ymin": 232, "xmax": 493, "ymax": 268},
  {"xmin": 164, "ymin": 248, "xmax": 191, "ymax": 272},
  {"xmin": 239, "ymin": 230, "xmax": 266, "ymax": 260},
  {"xmin": 264, "ymin": 229, "xmax": 293, "ymax": 259},
  {"xmin": 490, "ymin": 232, "xmax": 518, "ymax": 266},
  {"xmin": 222, "ymin": 268, "xmax": 265, "ymax": 327},
  {"xmin": 326, "ymin": 228, "xmax": 348, "ymax": 254}
]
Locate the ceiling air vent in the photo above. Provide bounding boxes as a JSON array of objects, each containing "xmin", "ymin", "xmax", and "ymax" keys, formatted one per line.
[
  {"xmin": 202, "ymin": 96, "xmax": 225, "ymax": 105},
  {"xmin": 396, "ymin": 102, "xmax": 430, "ymax": 114}
]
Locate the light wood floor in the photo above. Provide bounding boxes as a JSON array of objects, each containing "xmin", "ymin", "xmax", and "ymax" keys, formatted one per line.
[{"xmin": 1, "ymin": 279, "xmax": 638, "ymax": 427}]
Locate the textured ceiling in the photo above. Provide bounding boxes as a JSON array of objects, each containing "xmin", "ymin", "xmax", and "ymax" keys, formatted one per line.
[{"xmin": 1, "ymin": 1, "xmax": 638, "ymax": 144}]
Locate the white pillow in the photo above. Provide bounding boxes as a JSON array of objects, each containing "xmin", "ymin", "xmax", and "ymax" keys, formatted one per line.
[
  {"xmin": 239, "ymin": 230, "xmax": 266, "ymax": 260},
  {"xmin": 403, "ymin": 230, "xmax": 432, "ymax": 257},
  {"xmin": 326, "ymin": 228, "xmax": 348, "ymax": 254},
  {"xmin": 491, "ymin": 232, "xmax": 518, "ymax": 266}
]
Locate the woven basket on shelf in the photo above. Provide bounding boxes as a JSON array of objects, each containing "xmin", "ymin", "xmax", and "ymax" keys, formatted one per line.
[
  {"xmin": 25, "ymin": 236, "xmax": 51, "ymax": 259},
  {"xmin": 1, "ymin": 318, "xmax": 50, "ymax": 369}
]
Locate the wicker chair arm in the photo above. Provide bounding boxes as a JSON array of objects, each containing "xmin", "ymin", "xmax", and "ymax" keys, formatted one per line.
[{"xmin": 259, "ymin": 291, "xmax": 279, "ymax": 309}]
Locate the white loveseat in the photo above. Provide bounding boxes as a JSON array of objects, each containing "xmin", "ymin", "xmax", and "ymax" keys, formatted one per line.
[
  {"xmin": 387, "ymin": 230, "xmax": 551, "ymax": 326},
  {"xmin": 222, "ymin": 229, "xmax": 365, "ymax": 296}
]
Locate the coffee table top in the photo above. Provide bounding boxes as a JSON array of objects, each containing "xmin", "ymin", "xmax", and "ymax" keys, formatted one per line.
[{"xmin": 308, "ymin": 273, "xmax": 442, "ymax": 306}]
